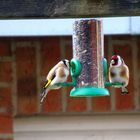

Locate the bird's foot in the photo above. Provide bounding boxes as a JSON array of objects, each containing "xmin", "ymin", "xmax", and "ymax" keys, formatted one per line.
[{"xmin": 121, "ymin": 87, "xmax": 129, "ymax": 95}]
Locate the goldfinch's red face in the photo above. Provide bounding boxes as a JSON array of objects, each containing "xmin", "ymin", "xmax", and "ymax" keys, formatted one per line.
[{"xmin": 110, "ymin": 55, "xmax": 123, "ymax": 67}]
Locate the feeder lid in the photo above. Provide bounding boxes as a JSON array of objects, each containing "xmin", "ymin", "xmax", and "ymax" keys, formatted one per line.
[{"xmin": 70, "ymin": 87, "xmax": 109, "ymax": 97}]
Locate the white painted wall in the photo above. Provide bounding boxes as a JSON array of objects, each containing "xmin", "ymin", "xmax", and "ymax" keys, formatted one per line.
[{"xmin": 14, "ymin": 114, "xmax": 140, "ymax": 140}]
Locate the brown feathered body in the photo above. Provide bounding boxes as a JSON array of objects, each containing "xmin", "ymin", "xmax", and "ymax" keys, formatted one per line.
[
  {"xmin": 109, "ymin": 55, "xmax": 129, "ymax": 93},
  {"xmin": 40, "ymin": 60, "xmax": 70, "ymax": 103}
]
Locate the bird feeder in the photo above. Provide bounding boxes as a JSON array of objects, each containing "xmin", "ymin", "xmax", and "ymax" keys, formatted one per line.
[
  {"xmin": 56, "ymin": 19, "xmax": 109, "ymax": 97},
  {"xmin": 70, "ymin": 19, "xmax": 109, "ymax": 97}
]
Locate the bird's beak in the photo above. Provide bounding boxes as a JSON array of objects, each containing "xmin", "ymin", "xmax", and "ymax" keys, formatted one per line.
[
  {"xmin": 111, "ymin": 60, "xmax": 115, "ymax": 65},
  {"xmin": 69, "ymin": 61, "xmax": 71, "ymax": 67}
]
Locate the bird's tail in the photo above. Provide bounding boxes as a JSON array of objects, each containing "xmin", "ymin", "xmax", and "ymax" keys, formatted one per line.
[
  {"xmin": 40, "ymin": 80, "xmax": 51, "ymax": 104},
  {"xmin": 40, "ymin": 88, "xmax": 50, "ymax": 104}
]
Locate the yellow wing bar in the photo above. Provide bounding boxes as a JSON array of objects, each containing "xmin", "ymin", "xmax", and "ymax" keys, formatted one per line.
[{"xmin": 44, "ymin": 79, "xmax": 52, "ymax": 89}]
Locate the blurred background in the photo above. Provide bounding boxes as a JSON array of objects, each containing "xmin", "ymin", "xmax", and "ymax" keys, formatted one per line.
[{"xmin": 0, "ymin": 17, "xmax": 140, "ymax": 140}]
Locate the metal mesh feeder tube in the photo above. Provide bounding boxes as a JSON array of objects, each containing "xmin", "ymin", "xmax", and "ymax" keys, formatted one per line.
[{"xmin": 70, "ymin": 19, "xmax": 109, "ymax": 97}]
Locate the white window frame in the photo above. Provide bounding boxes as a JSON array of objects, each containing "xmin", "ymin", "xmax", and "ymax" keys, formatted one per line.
[{"xmin": 0, "ymin": 16, "xmax": 140, "ymax": 36}]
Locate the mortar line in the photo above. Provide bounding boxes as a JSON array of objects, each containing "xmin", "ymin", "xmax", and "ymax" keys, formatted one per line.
[
  {"xmin": 0, "ymin": 82, "xmax": 12, "ymax": 87},
  {"xmin": 11, "ymin": 40, "xmax": 17, "ymax": 116},
  {"xmin": 60, "ymin": 37, "xmax": 67, "ymax": 113},
  {"xmin": 0, "ymin": 107, "xmax": 9, "ymax": 114},
  {"xmin": 108, "ymin": 36, "xmax": 116, "ymax": 112},
  {"xmin": 111, "ymin": 40, "xmax": 132, "ymax": 45},
  {"xmin": 15, "ymin": 41, "xmax": 35, "ymax": 47},
  {"xmin": 0, "ymin": 133, "xmax": 13, "ymax": 139},
  {"xmin": 0, "ymin": 57, "xmax": 13, "ymax": 62},
  {"xmin": 132, "ymin": 37, "xmax": 139, "ymax": 110},
  {"xmin": 86, "ymin": 97, "xmax": 92, "ymax": 112},
  {"xmin": 35, "ymin": 40, "xmax": 42, "ymax": 113}
]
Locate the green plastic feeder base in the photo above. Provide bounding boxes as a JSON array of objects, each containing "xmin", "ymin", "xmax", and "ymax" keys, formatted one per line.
[{"xmin": 70, "ymin": 87, "xmax": 109, "ymax": 97}]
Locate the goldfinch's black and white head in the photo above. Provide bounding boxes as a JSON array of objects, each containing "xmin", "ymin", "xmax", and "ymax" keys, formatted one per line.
[{"xmin": 62, "ymin": 59, "xmax": 70, "ymax": 69}]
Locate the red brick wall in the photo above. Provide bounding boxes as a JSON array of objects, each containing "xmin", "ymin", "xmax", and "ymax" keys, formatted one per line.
[
  {"xmin": 0, "ymin": 38, "xmax": 13, "ymax": 140},
  {"xmin": 0, "ymin": 36, "xmax": 140, "ymax": 139}
]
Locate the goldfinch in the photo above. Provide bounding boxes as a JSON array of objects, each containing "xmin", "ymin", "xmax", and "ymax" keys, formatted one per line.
[
  {"xmin": 109, "ymin": 55, "xmax": 129, "ymax": 94},
  {"xmin": 40, "ymin": 59, "xmax": 70, "ymax": 103}
]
